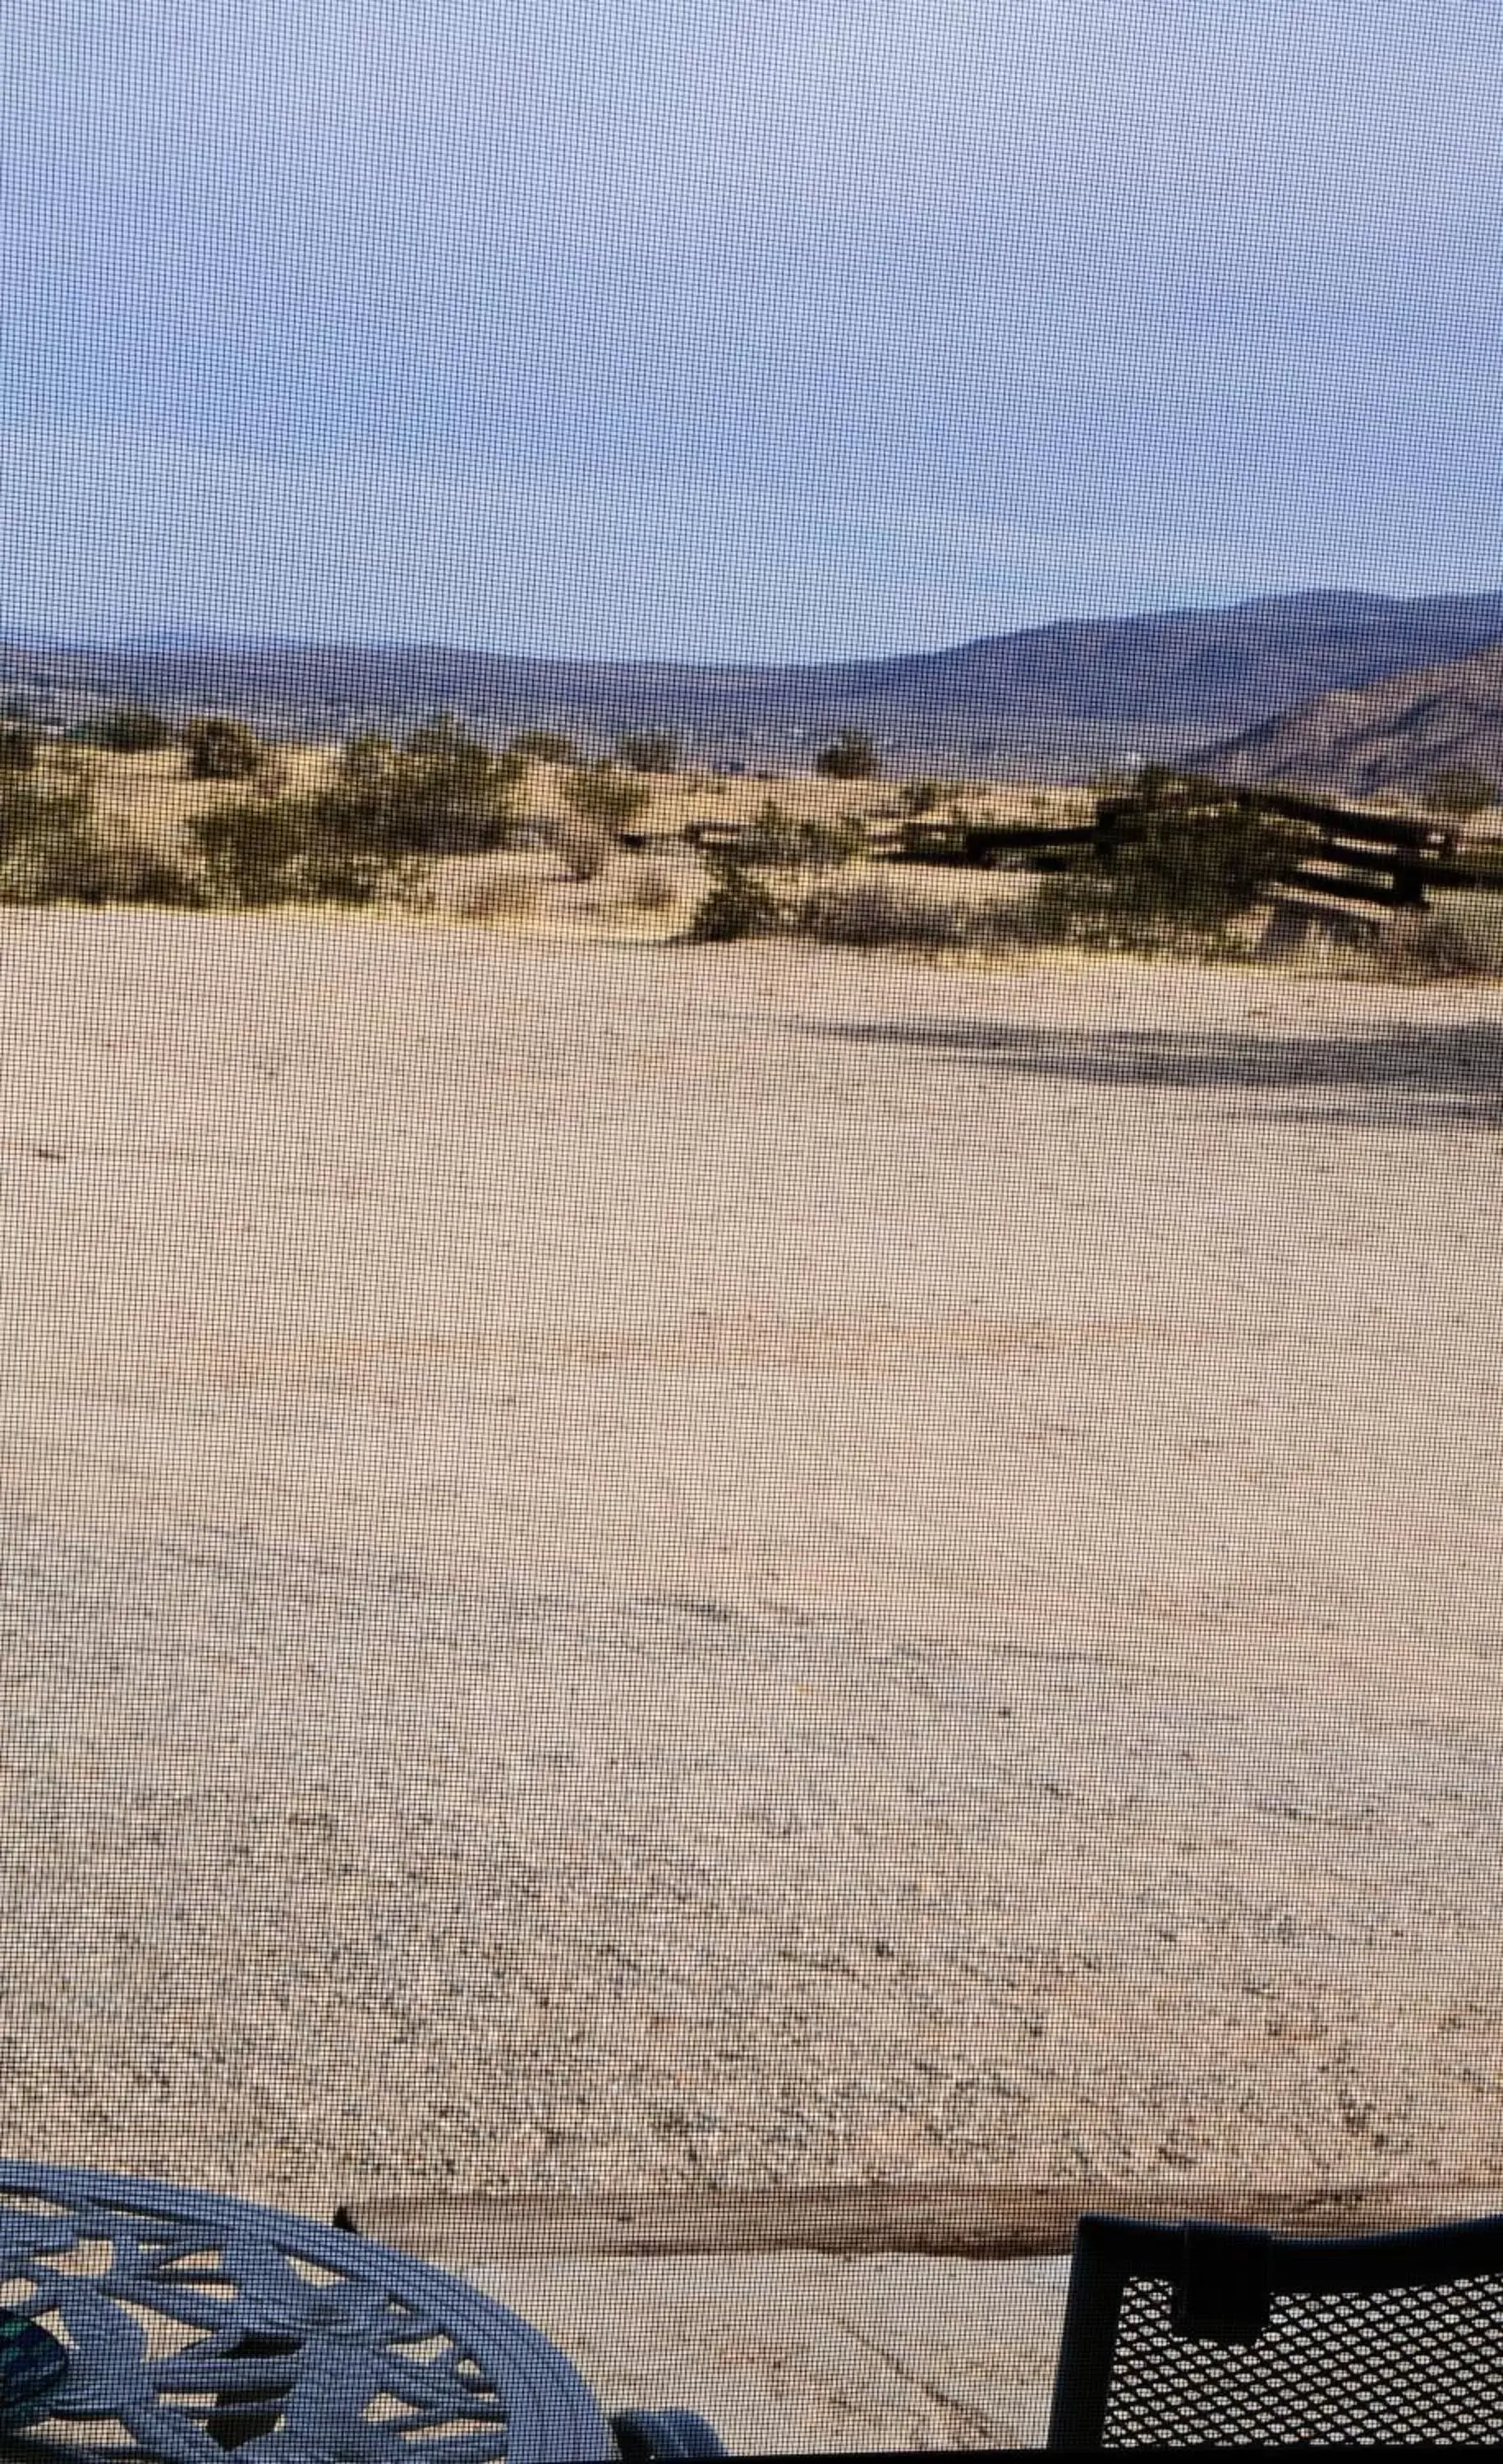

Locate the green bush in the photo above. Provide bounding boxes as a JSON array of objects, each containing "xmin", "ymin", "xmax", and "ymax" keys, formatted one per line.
[
  {"xmin": 188, "ymin": 782, "xmax": 432, "ymax": 909},
  {"xmin": 1039, "ymin": 767, "xmax": 1312, "ymax": 953},
  {"xmin": 88, "ymin": 702, "xmax": 177, "ymax": 754},
  {"xmin": 184, "ymin": 714, "xmax": 268, "ymax": 780},
  {"xmin": 0, "ymin": 753, "xmax": 106, "ymax": 901},
  {"xmin": 189, "ymin": 793, "xmax": 315, "ymax": 908},
  {"xmin": 183, "ymin": 723, "xmax": 494, "ymax": 906},
  {"xmin": 686, "ymin": 851, "xmax": 787, "ymax": 941},
  {"xmin": 321, "ymin": 718, "xmax": 524, "ymax": 856},
  {"xmin": 561, "ymin": 760, "xmax": 651, "ymax": 833},
  {"xmin": 0, "ymin": 751, "xmax": 200, "ymax": 906},
  {"xmin": 737, "ymin": 798, "xmax": 865, "ymax": 868},
  {"xmin": 815, "ymin": 725, "xmax": 879, "ymax": 780}
]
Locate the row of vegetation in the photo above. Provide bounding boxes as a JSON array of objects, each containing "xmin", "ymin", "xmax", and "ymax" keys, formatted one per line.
[
  {"xmin": 2, "ymin": 705, "xmax": 1500, "ymax": 975},
  {"xmin": 25, "ymin": 693, "xmax": 891, "ymax": 781},
  {"xmin": 16, "ymin": 687, "xmax": 1502, "ymax": 811},
  {"xmin": 685, "ymin": 766, "xmax": 1503, "ymax": 979}
]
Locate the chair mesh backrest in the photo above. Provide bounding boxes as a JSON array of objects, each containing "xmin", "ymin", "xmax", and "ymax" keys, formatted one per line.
[
  {"xmin": 1104, "ymin": 2269, "xmax": 1503, "ymax": 2446},
  {"xmin": 1046, "ymin": 2213, "xmax": 1503, "ymax": 2449}
]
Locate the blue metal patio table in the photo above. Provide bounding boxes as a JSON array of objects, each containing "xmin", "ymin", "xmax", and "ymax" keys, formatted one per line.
[{"xmin": 0, "ymin": 2163, "xmax": 614, "ymax": 2464}]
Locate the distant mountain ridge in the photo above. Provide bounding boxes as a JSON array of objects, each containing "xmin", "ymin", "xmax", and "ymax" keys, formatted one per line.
[
  {"xmin": 1202, "ymin": 637, "xmax": 1503, "ymax": 801},
  {"xmin": 7, "ymin": 587, "xmax": 1503, "ymax": 778}
]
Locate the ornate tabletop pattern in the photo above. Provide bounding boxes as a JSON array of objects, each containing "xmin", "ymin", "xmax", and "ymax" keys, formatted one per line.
[{"xmin": 0, "ymin": 2166, "xmax": 613, "ymax": 2464}]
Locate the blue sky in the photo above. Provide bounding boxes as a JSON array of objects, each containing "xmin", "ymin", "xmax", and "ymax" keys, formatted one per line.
[{"xmin": 3, "ymin": 0, "xmax": 1503, "ymax": 659}]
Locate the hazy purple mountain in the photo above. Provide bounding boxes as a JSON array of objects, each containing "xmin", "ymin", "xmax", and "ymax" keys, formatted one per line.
[{"xmin": 7, "ymin": 588, "xmax": 1503, "ymax": 778}]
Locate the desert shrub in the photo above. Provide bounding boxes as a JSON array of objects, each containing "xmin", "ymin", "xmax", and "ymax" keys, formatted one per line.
[
  {"xmin": 815, "ymin": 725, "xmax": 879, "ymax": 780},
  {"xmin": 796, "ymin": 875, "xmax": 1021, "ymax": 952},
  {"xmin": 1423, "ymin": 766, "xmax": 1497, "ymax": 817},
  {"xmin": 0, "ymin": 752, "xmax": 100, "ymax": 899},
  {"xmin": 93, "ymin": 829, "xmax": 205, "ymax": 908},
  {"xmin": 0, "ymin": 753, "xmax": 199, "ymax": 905},
  {"xmin": 686, "ymin": 851, "xmax": 787, "ymax": 941},
  {"xmin": 738, "ymin": 797, "xmax": 865, "ymax": 868},
  {"xmin": 310, "ymin": 718, "xmax": 522, "ymax": 858},
  {"xmin": 184, "ymin": 714, "xmax": 267, "ymax": 780},
  {"xmin": 188, "ymin": 793, "xmax": 313, "ymax": 907},
  {"xmin": 550, "ymin": 813, "xmax": 615, "ymax": 880},
  {"xmin": 88, "ymin": 702, "xmax": 177, "ymax": 753},
  {"xmin": 0, "ymin": 770, "xmax": 108, "ymax": 903},
  {"xmin": 1370, "ymin": 892, "xmax": 1503, "ymax": 981},
  {"xmin": 899, "ymin": 777, "xmax": 945, "ymax": 816},
  {"xmin": 562, "ymin": 760, "xmax": 651, "ymax": 833},
  {"xmin": 508, "ymin": 728, "xmax": 577, "ymax": 765},
  {"xmin": 1037, "ymin": 767, "xmax": 1311, "ymax": 954},
  {"xmin": 735, "ymin": 798, "xmax": 802, "ymax": 865},
  {"xmin": 381, "ymin": 715, "xmax": 526, "ymax": 853},
  {"xmin": 618, "ymin": 729, "xmax": 679, "ymax": 775},
  {"xmin": 187, "ymin": 775, "xmax": 433, "ymax": 909}
]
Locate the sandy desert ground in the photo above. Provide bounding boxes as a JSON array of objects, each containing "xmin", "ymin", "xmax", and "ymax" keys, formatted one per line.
[{"xmin": 2, "ymin": 906, "xmax": 1503, "ymax": 2223}]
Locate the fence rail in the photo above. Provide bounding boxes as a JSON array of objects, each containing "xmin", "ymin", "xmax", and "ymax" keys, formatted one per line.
[
  {"xmin": 674, "ymin": 788, "xmax": 1503, "ymax": 910},
  {"xmin": 342, "ymin": 2180, "xmax": 1502, "ymax": 2266}
]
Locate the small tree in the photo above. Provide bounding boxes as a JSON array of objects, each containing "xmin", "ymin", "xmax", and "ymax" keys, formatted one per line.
[
  {"xmin": 90, "ymin": 702, "xmax": 177, "ymax": 753},
  {"xmin": 686, "ymin": 850, "xmax": 786, "ymax": 941},
  {"xmin": 561, "ymin": 760, "xmax": 651, "ymax": 833},
  {"xmin": 816, "ymin": 725, "xmax": 878, "ymax": 780},
  {"xmin": 1424, "ymin": 766, "xmax": 1497, "ymax": 817},
  {"xmin": 326, "ymin": 717, "xmax": 524, "ymax": 855},
  {"xmin": 618, "ymin": 729, "xmax": 679, "ymax": 775},
  {"xmin": 184, "ymin": 714, "xmax": 267, "ymax": 781}
]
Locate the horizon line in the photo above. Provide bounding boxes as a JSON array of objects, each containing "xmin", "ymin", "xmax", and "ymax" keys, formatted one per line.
[{"xmin": 9, "ymin": 582, "xmax": 1503, "ymax": 675}]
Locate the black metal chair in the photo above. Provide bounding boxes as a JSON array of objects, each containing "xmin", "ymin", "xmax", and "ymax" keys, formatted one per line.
[{"xmin": 1046, "ymin": 2210, "xmax": 1503, "ymax": 2448}]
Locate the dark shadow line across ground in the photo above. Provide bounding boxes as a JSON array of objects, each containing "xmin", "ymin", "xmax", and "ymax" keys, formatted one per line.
[{"xmin": 796, "ymin": 1016, "xmax": 1503, "ymax": 1128}]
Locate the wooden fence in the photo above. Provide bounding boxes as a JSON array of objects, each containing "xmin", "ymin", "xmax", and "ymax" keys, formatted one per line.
[
  {"xmin": 681, "ymin": 791, "xmax": 1503, "ymax": 912},
  {"xmin": 898, "ymin": 792, "xmax": 1503, "ymax": 908}
]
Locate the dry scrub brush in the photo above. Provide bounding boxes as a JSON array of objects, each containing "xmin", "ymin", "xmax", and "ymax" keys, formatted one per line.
[
  {"xmin": 796, "ymin": 873, "xmax": 1020, "ymax": 951},
  {"xmin": 1369, "ymin": 893, "xmax": 1503, "ymax": 982}
]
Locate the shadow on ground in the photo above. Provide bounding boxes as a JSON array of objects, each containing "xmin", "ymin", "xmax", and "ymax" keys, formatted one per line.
[{"xmin": 802, "ymin": 1017, "xmax": 1503, "ymax": 1129}]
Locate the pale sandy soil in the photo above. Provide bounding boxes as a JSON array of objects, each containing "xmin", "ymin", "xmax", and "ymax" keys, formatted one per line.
[{"xmin": 2, "ymin": 909, "xmax": 1503, "ymax": 2220}]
